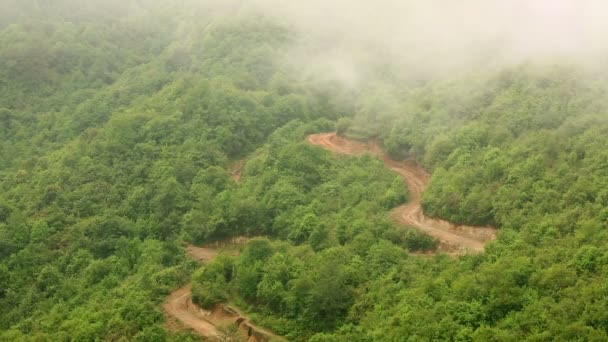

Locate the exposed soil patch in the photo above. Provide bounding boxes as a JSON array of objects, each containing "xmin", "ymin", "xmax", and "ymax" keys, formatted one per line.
[
  {"xmin": 186, "ymin": 245, "xmax": 220, "ymax": 264},
  {"xmin": 308, "ymin": 132, "xmax": 497, "ymax": 254},
  {"xmin": 230, "ymin": 159, "xmax": 246, "ymax": 183}
]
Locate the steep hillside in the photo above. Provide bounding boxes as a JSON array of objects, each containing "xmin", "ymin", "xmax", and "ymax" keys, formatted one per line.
[{"xmin": 2, "ymin": 2, "xmax": 608, "ymax": 341}]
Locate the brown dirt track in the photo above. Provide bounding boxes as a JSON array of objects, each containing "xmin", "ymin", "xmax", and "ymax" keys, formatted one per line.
[
  {"xmin": 308, "ymin": 132, "xmax": 497, "ymax": 254},
  {"xmin": 164, "ymin": 244, "xmax": 283, "ymax": 341},
  {"xmin": 164, "ymin": 284, "xmax": 221, "ymax": 339},
  {"xmin": 164, "ymin": 132, "xmax": 497, "ymax": 339}
]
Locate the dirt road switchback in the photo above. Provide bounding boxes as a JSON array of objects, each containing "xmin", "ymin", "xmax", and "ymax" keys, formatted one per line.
[
  {"xmin": 308, "ymin": 132, "xmax": 497, "ymax": 254},
  {"xmin": 164, "ymin": 244, "xmax": 283, "ymax": 341}
]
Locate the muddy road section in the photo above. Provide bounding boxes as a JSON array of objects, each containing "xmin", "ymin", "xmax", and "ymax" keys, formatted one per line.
[
  {"xmin": 308, "ymin": 132, "xmax": 497, "ymax": 254},
  {"xmin": 164, "ymin": 243, "xmax": 283, "ymax": 341}
]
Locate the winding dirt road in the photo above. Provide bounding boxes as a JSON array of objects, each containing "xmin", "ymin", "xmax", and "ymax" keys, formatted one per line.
[
  {"xmin": 164, "ymin": 283, "xmax": 221, "ymax": 339},
  {"xmin": 164, "ymin": 133, "xmax": 496, "ymax": 338},
  {"xmin": 164, "ymin": 244, "xmax": 283, "ymax": 341},
  {"xmin": 308, "ymin": 132, "xmax": 497, "ymax": 254},
  {"xmin": 163, "ymin": 246, "xmax": 222, "ymax": 339}
]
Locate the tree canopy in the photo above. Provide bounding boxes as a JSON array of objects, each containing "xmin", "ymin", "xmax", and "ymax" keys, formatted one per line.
[{"xmin": 2, "ymin": 1, "xmax": 608, "ymax": 341}]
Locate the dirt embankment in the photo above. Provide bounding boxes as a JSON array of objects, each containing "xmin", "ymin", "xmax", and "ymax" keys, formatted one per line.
[
  {"xmin": 308, "ymin": 132, "xmax": 497, "ymax": 254},
  {"xmin": 164, "ymin": 243, "xmax": 283, "ymax": 341}
]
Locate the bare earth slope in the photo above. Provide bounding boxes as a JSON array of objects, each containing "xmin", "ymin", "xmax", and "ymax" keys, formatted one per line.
[{"xmin": 308, "ymin": 132, "xmax": 497, "ymax": 254}]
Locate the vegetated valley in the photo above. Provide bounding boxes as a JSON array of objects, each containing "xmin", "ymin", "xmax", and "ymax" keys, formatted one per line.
[{"xmin": 1, "ymin": 1, "xmax": 608, "ymax": 341}]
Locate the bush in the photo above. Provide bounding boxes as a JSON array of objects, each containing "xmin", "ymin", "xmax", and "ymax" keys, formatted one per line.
[
  {"xmin": 404, "ymin": 229, "xmax": 439, "ymax": 251},
  {"xmin": 192, "ymin": 281, "xmax": 226, "ymax": 309},
  {"xmin": 336, "ymin": 117, "xmax": 353, "ymax": 136}
]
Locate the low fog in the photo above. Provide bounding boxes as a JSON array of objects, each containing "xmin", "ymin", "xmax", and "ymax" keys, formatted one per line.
[
  {"xmin": 236, "ymin": 0, "xmax": 608, "ymax": 85},
  {"xmin": 9, "ymin": 0, "xmax": 607, "ymax": 86},
  {"xmin": 260, "ymin": 0, "xmax": 607, "ymax": 57}
]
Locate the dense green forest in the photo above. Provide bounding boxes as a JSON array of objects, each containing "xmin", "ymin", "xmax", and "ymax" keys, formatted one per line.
[{"xmin": 2, "ymin": 1, "xmax": 608, "ymax": 341}]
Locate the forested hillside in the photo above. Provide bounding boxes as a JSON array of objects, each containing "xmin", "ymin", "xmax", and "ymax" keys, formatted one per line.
[{"xmin": 2, "ymin": 1, "xmax": 608, "ymax": 341}]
